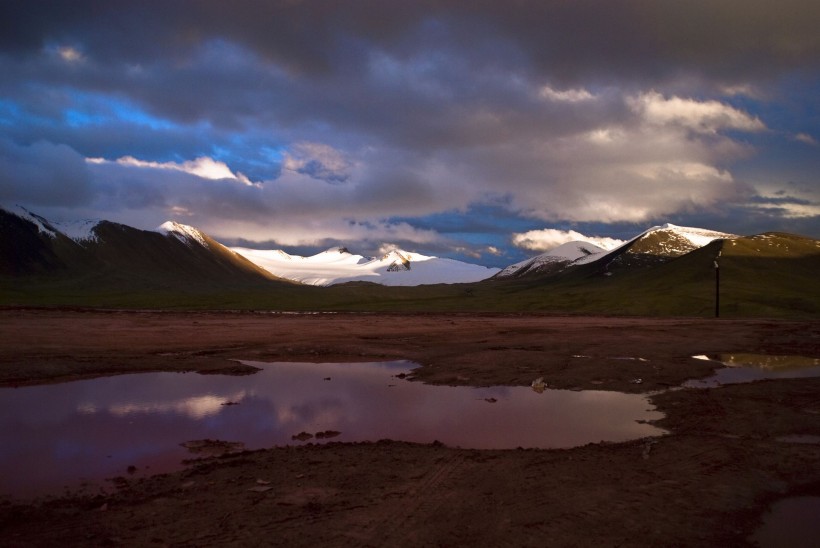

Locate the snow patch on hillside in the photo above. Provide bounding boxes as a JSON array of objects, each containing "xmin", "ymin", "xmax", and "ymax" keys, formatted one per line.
[
  {"xmin": 654, "ymin": 223, "xmax": 737, "ymax": 248},
  {"xmin": 497, "ymin": 241, "xmax": 605, "ymax": 278},
  {"xmin": 4, "ymin": 205, "xmax": 58, "ymax": 237},
  {"xmin": 52, "ymin": 219, "xmax": 101, "ymax": 243},
  {"xmin": 231, "ymin": 246, "xmax": 500, "ymax": 286},
  {"xmin": 596, "ymin": 223, "xmax": 735, "ymax": 259},
  {"xmin": 156, "ymin": 221, "xmax": 209, "ymax": 247},
  {"xmin": 3, "ymin": 205, "xmax": 101, "ymax": 243}
]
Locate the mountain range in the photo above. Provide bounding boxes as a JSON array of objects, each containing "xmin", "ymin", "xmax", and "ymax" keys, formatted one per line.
[
  {"xmin": 2, "ymin": 205, "xmax": 818, "ymax": 317},
  {"xmin": 0, "ymin": 206, "xmax": 283, "ymax": 286},
  {"xmin": 230, "ymin": 246, "xmax": 499, "ymax": 286},
  {"xmin": 496, "ymin": 224, "xmax": 737, "ymax": 280}
]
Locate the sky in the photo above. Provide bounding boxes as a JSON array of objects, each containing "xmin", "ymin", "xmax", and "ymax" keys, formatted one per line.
[{"xmin": 1, "ymin": 0, "xmax": 819, "ymax": 267}]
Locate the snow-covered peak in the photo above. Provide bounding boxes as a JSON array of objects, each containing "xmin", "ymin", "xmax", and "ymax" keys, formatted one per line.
[
  {"xmin": 51, "ymin": 218, "xmax": 102, "ymax": 243},
  {"xmin": 646, "ymin": 224, "xmax": 737, "ymax": 247},
  {"xmin": 230, "ymin": 245, "xmax": 499, "ymax": 286},
  {"xmin": 4, "ymin": 205, "xmax": 58, "ymax": 237},
  {"xmin": 542, "ymin": 241, "xmax": 604, "ymax": 261},
  {"xmin": 497, "ymin": 224, "xmax": 738, "ymax": 279},
  {"xmin": 496, "ymin": 241, "xmax": 605, "ymax": 278},
  {"xmin": 156, "ymin": 221, "xmax": 208, "ymax": 247},
  {"xmin": 305, "ymin": 247, "xmax": 367, "ymax": 265},
  {"xmin": 2, "ymin": 205, "xmax": 101, "ymax": 244}
]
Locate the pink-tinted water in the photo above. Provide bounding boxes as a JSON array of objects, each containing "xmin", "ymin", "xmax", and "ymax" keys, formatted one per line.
[{"xmin": 0, "ymin": 360, "xmax": 664, "ymax": 498}]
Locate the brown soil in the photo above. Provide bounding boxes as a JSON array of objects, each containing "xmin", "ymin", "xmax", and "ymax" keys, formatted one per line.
[{"xmin": 1, "ymin": 308, "xmax": 819, "ymax": 546}]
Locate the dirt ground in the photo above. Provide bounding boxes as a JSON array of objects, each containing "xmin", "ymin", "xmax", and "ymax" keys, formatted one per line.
[{"xmin": 1, "ymin": 308, "xmax": 819, "ymax": 546}]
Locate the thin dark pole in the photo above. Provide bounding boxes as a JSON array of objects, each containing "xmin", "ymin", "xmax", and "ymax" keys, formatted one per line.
[{"xmin": 714, "ymin": 250, "xmax": 721, "ymax": 318}]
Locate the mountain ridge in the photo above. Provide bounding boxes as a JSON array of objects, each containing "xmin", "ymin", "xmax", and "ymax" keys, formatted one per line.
[
  {"xmin": 496, "ymin": 223, "xmax": 738, "ymax": 281},
  {"xmin": 3, "ymin": 206, "xmax": 818, "ymax": 317},
  {"xmin": 0, "ymin": 206, "xmax": 284, "ymax": 286},
  {"xmin": 230, "ymin": 244, "xmax": 500, "ymax": 286}
]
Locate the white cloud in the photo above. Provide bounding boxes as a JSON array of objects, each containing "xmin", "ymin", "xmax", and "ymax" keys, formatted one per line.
[
  {"xmin": 210, "ymin": 217, "xmax": 444, "ymax": 249},
  {"xmin": 47, "ymin": 45, "xmax": 85, "ymax": 63},
  {"xmin": 628, "ymin": 161, "xmax": 733, "ymax": 183},
  {"xmin": 718, "ymin": 84, "xmax": 762, "ymax": 98},
  {"xmin": 86, "ymin": 155, "xmax": 255, "ymax": 185},
  {"xmin": 512, "ymin": 229, "xmax": 624, "ymax": 252},
  {"xmin": 60, "ymin": 47, "xmax": 83, "ymax": 62},
  {"xmin": 794, "ymin": 132, "xmax": 818, "ymax": 146},
  {"xmin": 750, "ymin": 202, "xmax": 820, "ymax": 219},
  {"xmin": 539, "ymin": 86, "xmax": 596, "ymax": 102},
  {"xmin": 282, "ymin": 141, "xmax": 352, "ymax": 183},
  {"xmin": 629, "ymin": 91, "xmax": 765, "ymax": 134}
]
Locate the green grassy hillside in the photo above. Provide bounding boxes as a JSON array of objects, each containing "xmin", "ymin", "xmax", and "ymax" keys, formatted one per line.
[{"xmin": 3, "ymin": 209, "xmax": 818, "ymax": 318}]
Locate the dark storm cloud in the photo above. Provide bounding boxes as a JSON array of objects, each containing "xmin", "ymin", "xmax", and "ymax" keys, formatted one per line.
[
  {"xmin": 0, "ymin": 139, "xmax": 95, "ymax": 206},
  {"xmin": 1, "ymin": 0, "xmax": 819, "ymax": 256},
  {"xmin": 4, "ymin": 0, "xmax": 815, "ymax": 139},
  {"xmin": 4, "ymin": 1, "xmax": 819, "ymax": 81}
]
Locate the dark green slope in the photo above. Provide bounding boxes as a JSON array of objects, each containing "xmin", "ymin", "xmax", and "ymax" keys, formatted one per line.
[
  {"xmin": 0, "ymin": 209, "xmax": 299, "ymax": 306},
  {"xmin": 479, "ymin": 233, "xmax": 820, "ymax": 317},
  {"xmin": 715, "ymin": 233, "xmax": 820, "ymax": 316},
  {"xmin": 0, "ymin": 208, "xmax": 95, "ymax": 276},
  {"xmin": 3, "ymin": 207, "xmax": 818, "ymax": 317},
  {"xmin": 88, "ymin": 221, "xmax": 283, "ymax": 286}
]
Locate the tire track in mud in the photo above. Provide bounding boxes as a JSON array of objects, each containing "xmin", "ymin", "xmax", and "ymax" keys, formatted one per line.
[{"xmin": 355, "ymin": 452, "xmax": 466, "ymax": 546}]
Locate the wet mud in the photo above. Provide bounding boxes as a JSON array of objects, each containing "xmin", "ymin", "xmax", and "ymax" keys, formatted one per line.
[{"xmin": 1, "ymin": 308, "xmax": 819, "ymax": 546}]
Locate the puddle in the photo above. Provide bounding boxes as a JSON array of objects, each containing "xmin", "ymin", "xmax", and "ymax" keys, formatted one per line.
[
  {"xmin": 685, "ymin": 354, "xmax": 820, "ymax": 388},
  {"xmin": 0, "ymin": 360, "xmax": 664, "ymax": 498},
  {"xmin": 751, "ymin": 496, "xmax": 820, "ymax": 548}
]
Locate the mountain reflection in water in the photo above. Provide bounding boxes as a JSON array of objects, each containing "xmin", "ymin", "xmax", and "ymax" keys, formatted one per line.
[{"xmin": 0, "ymin": 360, "xmax": 664, "ymax": 498}]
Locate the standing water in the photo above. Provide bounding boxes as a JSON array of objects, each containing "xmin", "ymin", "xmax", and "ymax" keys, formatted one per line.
[
  {"xmin": 685, "ymin": 354, "xmax": 820, "ymax": 388},
  {"xmin": 0, "ymin": 360, "xmax": 664, "ymax": 498}
]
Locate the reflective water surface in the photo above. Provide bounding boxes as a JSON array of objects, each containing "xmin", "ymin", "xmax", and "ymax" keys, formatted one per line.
[
  {"xmin": 686, "ymin": 354, "xmax": 820, "ymax": 388},
  {"xmin": 0, "ymin": 360, "xmax": 664, "ymax": 498}
]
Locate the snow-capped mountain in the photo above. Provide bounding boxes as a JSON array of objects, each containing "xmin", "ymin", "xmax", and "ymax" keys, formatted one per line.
[
  {"xmin": 496, "ymin": 223, "xmax": 738, "ymax": 280},
  {"xmin": 619, "ymin": 223, "xmax": 738, "ymax": 256},
  {"xmin": 156, "ymin": 220, "xmax": 210, "ymax": 248},
  {"xmin": 597, "ymin": 223, "xmax": 737, "ymax": 274},
  {"xmin": 5, "ymin": 205, "xmax": 102, "ymax": 245},
  {"xmin": 495, "ymin": 241, "xmax": 605, "ymax": 279},
  {"xmin": 3, "ymin": 206, "xmax": 818, "ymax": 315},
  {"xmin": 0, "ymin": 206, "xmax": 279, "ymax": 283},
  {"xmin": 231, "ymin": 246, "xmax": 501, "ymax": 286}
]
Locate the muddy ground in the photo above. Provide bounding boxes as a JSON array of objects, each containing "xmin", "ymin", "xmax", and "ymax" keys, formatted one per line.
[{"xmin": 1, "ymin": 308, "xmax": 819, "ymax": 546}]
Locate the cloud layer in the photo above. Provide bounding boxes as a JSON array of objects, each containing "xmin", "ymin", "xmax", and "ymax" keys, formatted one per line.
[{"xmin": 1, "ymin": 1, "xmax": 819, "ymax": 265}]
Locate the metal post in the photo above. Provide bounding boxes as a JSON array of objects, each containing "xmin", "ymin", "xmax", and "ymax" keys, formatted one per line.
[{"xmin": 714, "ymin": 250, "xmax": 721, "ymax": 318}]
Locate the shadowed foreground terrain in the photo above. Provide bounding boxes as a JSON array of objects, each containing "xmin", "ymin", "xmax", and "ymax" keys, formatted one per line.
[{"xmin": 1, "ymin": 309, "xmax": 819, "ymax": 546}]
